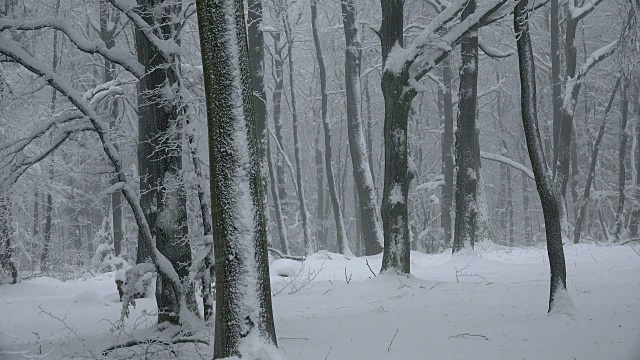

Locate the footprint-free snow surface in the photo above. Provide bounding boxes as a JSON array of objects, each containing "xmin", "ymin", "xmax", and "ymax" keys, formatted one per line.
[{"xmin": 1, "ymin": 242, "xmax": 639, "ymax": 359}]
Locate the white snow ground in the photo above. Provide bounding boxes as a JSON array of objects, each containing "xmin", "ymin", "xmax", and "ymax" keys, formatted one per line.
[{"xmin": 1, "ymin": 242, "xmax": 639, "ymax": 359}]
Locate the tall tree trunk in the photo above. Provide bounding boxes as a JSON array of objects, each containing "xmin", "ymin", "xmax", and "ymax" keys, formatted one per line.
[
  {"xmin": 615, "ymin": 81, "xmax": 630, "ymax": 241},
  {"xmin": 270, "ymin": 31, "xmax": 287, "ymax": 204},
  {"xmin": 629, "ymin": 83, "xmax": 640, "ymax": 238},
  {"xmin": 364, "ymin": 77, "xmax": 376, "ymax": 188},
  {"xmin": 515, "ymin": 0, "xmax": 568, "ymax": 312},
  {"xmin": 439, "ymin": 57, "xmax": 455, "ymax": 248},
  {"xmin": 134, "ymin": 0, "xmax": 195, "ymax": 325},
  {"xmin": 550, "ymin": 0, "xmax": 562, "ymax": 161},
  {"xmin": 452, "ymin": 0, "xmax": 479, "ymax": 253},
  {"xmin": 99, "ymin": 0, "xmax": 123, "ymax": 256},
  {"xmin": 574, "ymin": 77, "xmax": 620, "ymax": 243},
  {"xmin": 267, "ymin": 131, "xmax": 289, "ymax": 254},
  {"xmin": 340, "ymin": 0, "xmax": 383, "ymax": 255},
  {"xmin": 314, "ymin": 122, "xmax": 327, "ymax": 250},
  {"xmin": 32, "ymin": 190, "xmax": 38, "ymax": 239},
  {"xmin": 196, "ymin": 0, "xmax": 277, "ymax": 354},
  {"xmin": 282, "ymin": 0, "xmax": 322, "ymax": 255},
  {"xmin": 379, "ymin": 0, "xmax": 415, "ymax": 273},
  {"xmin": 41, "ymin": 0, "xmax": 61, "ymax": 269}
]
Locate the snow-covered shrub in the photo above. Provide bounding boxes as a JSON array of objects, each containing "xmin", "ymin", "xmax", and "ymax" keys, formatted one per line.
[{"xmin": 92, "ymin": 242, "xmax": 129, "ymax": 273}]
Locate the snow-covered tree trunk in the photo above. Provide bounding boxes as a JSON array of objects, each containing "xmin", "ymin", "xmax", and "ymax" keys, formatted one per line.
[
  {"xmin": 310, "ymin": 0, "xmax": 350, "ymax": 256},
  {"xmin": 99, "ymin": 0, "xmax": 123, "ymax": 256},
  {"xmin": 514, "ymin": 0, "xmax": 568, "ymax": 312},
  {"xmin": 439, "ymin": 57, "xmax": 455, "ymax": 248},
  {"xmin": 340, "ymin": 0, "xmax": 383, "ymax": 255},
  {"xmin": 452, "ymin": 0, "xmax": 479, "ymax": 253},
  {"xmin": 629, "ymin": 84, "xmax": 640, "ymax": 238},
  {"xmin": 281, "ymin": 1, "xmax": 314, "ymax": 256},
  {"xmin": 196, "ymin": 0, "xmax": 278, "ymax": 356},
  {"xmin": 269, "ymin": 30, "xmax": 287, "ymax": 204},
  {"xmin": 379, "ymin": 0, "xmax": 415, "ymax": 273},
  {"xmin": 134, "ymin": 0, "xmax": 195, "ymax": 325},
  {"xmin": 615, "ymin": 81, "xmax": 630, "ymax": 241}
]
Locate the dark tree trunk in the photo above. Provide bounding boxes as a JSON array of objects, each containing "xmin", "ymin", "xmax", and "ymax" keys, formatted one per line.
[
  {"xmin": 379, "ymin": 0, "xmax": 415, "ymax": 273},
  {"xmin": 310, "ymin": 0, "xmax": 350, "ymax": 256},
  {"xmin": 515, "ymin": 0, "xmax": 568, "ymax": 312},
  {"xmin": 33, "ymin": 191, "xmax": 38, "ymax": 238},
  {"xmin": 340, "ymin": 0, "xmax": 383, "ymax": 256},
  {"xmin": 440, "ymin": 57, "xmax": 455, "ymax": 248},
  {"xmin": 99, "ymin": 0, "xmax": 123, "ymax": 256},
  {"xmin": 452, "ymin": 0, "xmax": 479, "ymax": 253},
  {"xmin": 134, "ymin": 0, "xmax": 195, "ymax": 325},
  {"xmin": 196, "ymin": 0, "xmax": 277, "ymax": 355},
  {"xmin": 574, "ymin": 77, "xmax": 620, "ymax": 243},
  {"xmin": 615, "ymin": 81, "xmax": 630, "ymax": 241},
  {"xmin": 550, "ymin": 0, "xmax": 562, "ymax": 160}
]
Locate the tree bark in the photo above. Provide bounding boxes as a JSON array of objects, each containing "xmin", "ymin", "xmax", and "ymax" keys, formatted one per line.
[
  {"xmin": 615, "ymin": 81, "xmax": 630, "ymax": 241},
  {"xmin": 515, "ymin": 0, "xmax": 568, "ymax": 312},
  {"xmin": 196, "ymin": 0, "xmax": 277, "ymax": 354},
  {"xmin": 440, "ymin": 57, "xmax": 455, "ymax": 248},
  {"xmin": 340, "ymin": 0, "xmax": 383, "ymax": 255},
  {"xmin": 99, "ymin": 0, "xmax": 123, "ymax": 256},
  {"xmin": 629, "ymin": 83, "xmax": 640, "ymax": 237},
  {"xmin": 452, "ymin": 0, "xmax": 479, "ymax": 253},
  {"xmin": 379, "ymin": 0, "xmax": 415, "ymax": 273},
  {"xmin": 134, "ymin": 0, "xmax": 195, "ymax": 325},
  {"xmin": 314, "ymin": 122, "xmax": 327, "ymax": 250}
]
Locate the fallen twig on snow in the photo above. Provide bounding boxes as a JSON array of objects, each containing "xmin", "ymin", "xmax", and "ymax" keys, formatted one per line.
[
  {"xmin": 388, "ymin": 328, "xmax": 399, "ymax": 351},
  {"xmin": 365, "ymin": 259, "xmax": 377, "ymax": 277},
  {"xmin": 449, "ymin": 333, "xmax": 489, "ymax": 340}
]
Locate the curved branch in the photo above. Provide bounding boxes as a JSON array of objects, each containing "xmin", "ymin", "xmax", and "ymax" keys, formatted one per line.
[{"xmin": 0, "ymin": 18, "xmax": 144, "ymax": 78}]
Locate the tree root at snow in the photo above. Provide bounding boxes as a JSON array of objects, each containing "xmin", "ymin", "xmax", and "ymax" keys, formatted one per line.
[{"xmin": 268, "ymin": 247, "xmax": 305, "ymax": 261}]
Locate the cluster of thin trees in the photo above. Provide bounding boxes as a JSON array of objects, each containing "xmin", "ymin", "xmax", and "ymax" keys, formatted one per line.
[{"xmin": 0, "ymin": 0, "xmax": 638, "ymax": 357}]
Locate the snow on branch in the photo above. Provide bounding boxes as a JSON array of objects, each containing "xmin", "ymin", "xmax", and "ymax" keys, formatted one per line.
[
  {"xmin": 0, "ymin": 36, "xmax": 187, "ymax": 321},
  {"xmin": 416, "ymin": 174, "xmax": 445, "ymax": 191},
  {"xmin": 478, "ymin": 37, "xmax": 514, "ymax": 58},
  {"xmin": 0, "ymin": 18, "xmax": 144, "ymax": 78},
  {"xmin": 107, "ymin": 0, "xmax": 181, "ymax": 59},
  {"xmin": 569, "ymin": 0, "xmax": 605, "ymax": 22},
  {"xmin": 562, "ymin": 40, "xmax": 617, "ymax": 115},
  {"xmin": 480, "ymin": 151, "xmax": 534, "ymax": 180}
]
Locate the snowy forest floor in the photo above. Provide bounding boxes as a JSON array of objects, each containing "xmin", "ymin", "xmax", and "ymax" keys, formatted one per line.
[{"xmin": 1, "ymin": 242, "xmax": 639, "ymax": 359}]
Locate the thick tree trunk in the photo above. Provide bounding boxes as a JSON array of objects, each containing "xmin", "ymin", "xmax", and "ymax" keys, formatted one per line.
[
  {"xmin": 574, "ymin": 77, "xmax": 620, "ymax": 243},
  {"xmin": 197, "ymin": 0, "xmax": 277, "ymax": 355},
  {"xmin": 99, "ymin": 0, "xmax": 123, "ymax": 256},
  {"xmin": 515, "ymin": 0, "xmax": 568, "ymax": 312},
  {"xmin": 615, "ymin": 81, "xmax": 630, "ymax": 241},
  {"xmin": 440, "ymin": 57, "xmax": 455, "ymax": 248},
  {"xmin": 32, "ymin": 191, "xmax": 38, "ymax": 239},
  {"xmin": 379, "ymin": 0, "xmax": 415, "ymax": 273},
  {"xmin": 340, "ymin": 0, "xmax": 383, "ymax": 256},
  {"xmin": 134, "ymin": 0, "xmax": 195, "ymax": 325},
  {"xmin": 452, "ymin": 0, "xmax": 479, "ymax": 253}
]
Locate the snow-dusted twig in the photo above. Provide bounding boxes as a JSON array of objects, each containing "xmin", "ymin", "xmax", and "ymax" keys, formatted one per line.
[
  {"xmin": 449, "ymin": 333, "xmax": 489, "ymax": 340},
  {"xmin": 387, "ymin": 329, "xmax": 399, "ymax": 352},
  {"xmin": 365, "ymin": 259, "xmax": 377, "ymax": 277}
]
